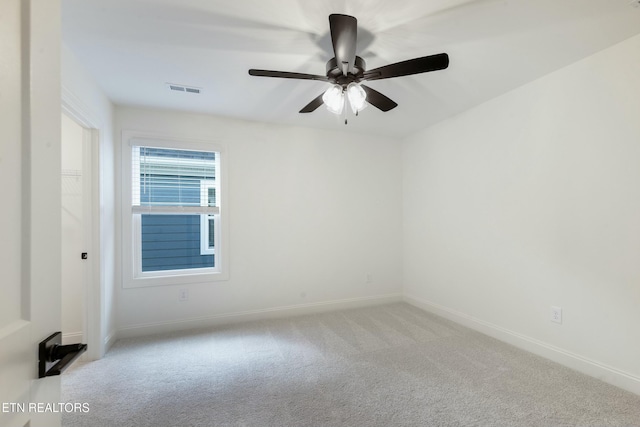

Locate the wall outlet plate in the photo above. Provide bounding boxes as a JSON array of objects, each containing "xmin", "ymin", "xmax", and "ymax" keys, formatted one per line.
[
  {"xmin": 179, "ymin": 288, "xmax": 189, "ymax": 302},
  {"xmin": 551, "ymin": 306, "xmax": 562, "ymax": 324}
]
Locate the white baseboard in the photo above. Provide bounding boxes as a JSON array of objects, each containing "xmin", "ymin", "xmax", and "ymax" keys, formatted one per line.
[
  {"xmin": 117, "ymin": 293, "xmax": 403, "ymax": 340},
  {"xmin": 104, "ymin": 331, "xmax": 117, "ymax": 353},
  {"xmin": 62, "ymin": 332, "xmax": 83, "ymax": 345},
  {"xmin": 404, "ymin": 294, "xmax": 640, "ymax": 396},
  {"xmin": 62, "ymin": 332, "xmax": 92, "ymax": 363}
]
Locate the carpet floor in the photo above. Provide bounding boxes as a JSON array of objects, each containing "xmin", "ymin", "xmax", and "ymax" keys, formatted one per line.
[{"xmin": 62, "ymin": 303, "xmax": 640, "ymax": 426}]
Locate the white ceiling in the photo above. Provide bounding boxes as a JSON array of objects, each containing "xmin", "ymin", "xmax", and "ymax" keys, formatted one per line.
[{"xmin": 62, "ymin": 0, "xmax": 640, "ymax": 138}]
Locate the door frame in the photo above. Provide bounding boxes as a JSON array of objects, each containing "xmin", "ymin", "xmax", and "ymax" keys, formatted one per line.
[{"xmin": 62, "ymin": 88, "xmax": 103, "ymax": 360}]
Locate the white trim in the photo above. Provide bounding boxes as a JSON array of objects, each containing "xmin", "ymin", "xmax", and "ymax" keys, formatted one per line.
[
  {"xmin": 104, "ymin": 331, "xmax": 117, "ymax": 353},
  {"xmin": 117, "ymin": 293, "xmax": 402, "ymax": 339},
  {"xmin": 61, "ymin": 86, "xmax": 101, "ymax": 129},
  {"xmin": 121, "ymin": 130, "xmax": 230, "ymax": 288},
  {"xmin": 61, "ymin": 88, "xmax": 104, "ymax": 360},
  {"xmin": 404, "ymin": 294, "xmax": 640, "ymax": 396},
  {"xmin": 61, "ymin": 332, "xmax": 83, "ymax": 345},
  {"xmin": 80, "ymin": 126, "xmax": 93, "ymax": 353},
  {"xmin": 128, "ymin": 135, "xmax": 221, "ymax": 152}
]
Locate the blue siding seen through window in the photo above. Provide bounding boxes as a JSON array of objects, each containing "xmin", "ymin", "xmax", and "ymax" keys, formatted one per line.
[{"xmin": 141, "ymin": 215, "xmax": 214, "ymax": 272}]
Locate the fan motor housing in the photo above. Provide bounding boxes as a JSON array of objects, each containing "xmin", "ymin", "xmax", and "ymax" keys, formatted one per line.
[{"xmin": 326, "ymin": 56, "xmax": 366, "ymax": 86}]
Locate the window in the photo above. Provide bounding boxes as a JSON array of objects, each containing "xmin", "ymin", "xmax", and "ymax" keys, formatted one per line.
[
  {"xmin": 200, "ymin": 180, "xmax": 217, "ymax": 256},
  {"xmin": 122, "ymin": 134, "xmax": 228, "ymax": 287}
]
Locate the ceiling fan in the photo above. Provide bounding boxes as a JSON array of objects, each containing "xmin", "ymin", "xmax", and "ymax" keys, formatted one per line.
[{"xmin": 248, "ymin": 14, "xmax": 449, "ymax": 118}]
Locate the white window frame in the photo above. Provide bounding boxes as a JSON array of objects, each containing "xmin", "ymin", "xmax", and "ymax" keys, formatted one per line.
[
  {"xmin": 199, "ymin": 180, "xmax": 217, "ymax": 256},
  {"xmin": 121, "ymin": 131, "xmax": 229, "ymax": 288}
]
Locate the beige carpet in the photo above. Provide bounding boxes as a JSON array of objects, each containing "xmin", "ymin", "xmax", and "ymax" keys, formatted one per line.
[{"xmin": 62, "ymin": 303, "xmax": 640, "ymax": 426}]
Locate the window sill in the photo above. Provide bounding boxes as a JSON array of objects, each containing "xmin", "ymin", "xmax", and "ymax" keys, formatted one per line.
[{"xmin": 123, "ymin": 269, "xmax": 229, "ymax": 288}]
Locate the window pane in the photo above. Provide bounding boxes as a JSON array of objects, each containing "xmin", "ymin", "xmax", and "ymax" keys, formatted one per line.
[
  {"xmin": 140, "ymin": 214, "xmax": 214, "ymax": 272},
  {"xmin": 134, "ymin": 146, "xmax": 216, "ymax": 208},
  {"xmin": 208, "ymin": 216, "xmax": 215, "ymax": 249}
]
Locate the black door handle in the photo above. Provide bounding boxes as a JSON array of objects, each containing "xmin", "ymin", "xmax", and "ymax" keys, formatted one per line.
[
  {"xmin": 50, "ymin": 343, "xmax": 86, "ymax": 361},
  {"xmin": 38, "ymin": 332, "xmax": 87, "ymax": 378}
]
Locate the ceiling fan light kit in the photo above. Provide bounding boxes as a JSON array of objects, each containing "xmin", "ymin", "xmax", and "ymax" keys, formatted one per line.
[
  {"xmin": 346, "ymin": 83, "xmax": 367, "ymax": 114},
  {"xmin": 248, "ymin": 14, "xmax": 449, "ymax": 122},
  {"xmin": 323, "ymin": 84, "xmax": 346, "ymax": 115}
]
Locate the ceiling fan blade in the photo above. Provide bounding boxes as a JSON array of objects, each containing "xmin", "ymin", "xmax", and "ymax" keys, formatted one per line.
[
  {"xmin": 363, "ymin": 53, "xmax": 449, "ymax": 81},
  {"xmin": 299, "ymin": 93, "xmax": 325, "ymax": 113},
  {"xmin": 329, "ymin": 14, "xmax": 357, "ymax": 75},
  {"xmin": 249, "ymin": 69, "xmax": 328, "ymax": 82},
  {"xmin": 361, "ymin": 85, "xmax": 398, "ymax": 112}
]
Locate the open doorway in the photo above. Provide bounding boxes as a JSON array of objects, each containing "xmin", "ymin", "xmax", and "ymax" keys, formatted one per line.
[{"xmin": 61, "ymin": 112, "xmax": 94, "ymax": 351}]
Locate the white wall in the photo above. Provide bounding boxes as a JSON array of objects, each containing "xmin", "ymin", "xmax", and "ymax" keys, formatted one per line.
[
  {"xmin": 403, "ymin": 35, "xmax": 640, "ymax": 393},
  {"xmin": 61, "ymin": 44, "xmax": 117, "ymax": 356},
  {"xmin": 115, "ymin": 107, "xmax": 403, "ymax": 336},
  {"xmin": 61, "ymin": 113, "xmax": 85, "ymax": 343}
]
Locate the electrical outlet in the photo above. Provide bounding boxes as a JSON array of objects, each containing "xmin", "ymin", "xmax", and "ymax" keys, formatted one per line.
[
  {"xmin": 178, "ymin": 288, "xmax": 189, "ymax": 302},
  {"xmin": 551, "ymin": 306, "xmax": 562, "ymax": 324},
  {"xmin": 365, "ymin": 273, "xmax": 372, "ymax": 284}
]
